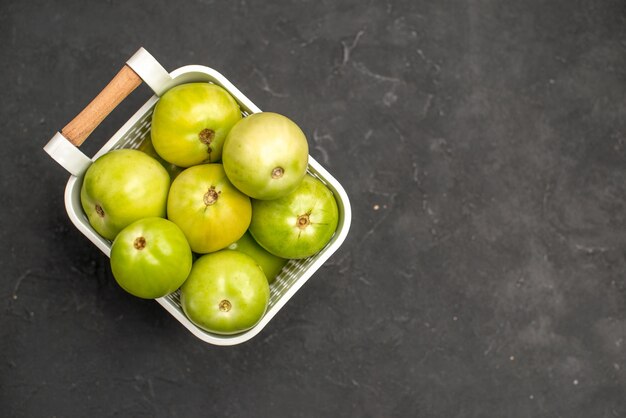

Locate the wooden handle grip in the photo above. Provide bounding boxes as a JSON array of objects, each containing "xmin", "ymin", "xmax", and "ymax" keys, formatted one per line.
[{"xmin": 61, "ymin": 65, "xmax": 142, "ymax": 146}]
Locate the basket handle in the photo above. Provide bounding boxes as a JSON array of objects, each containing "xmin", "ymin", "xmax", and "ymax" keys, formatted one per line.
[
  {"xmin": 44, "ymin": 48, "xmax": 172, "ymax": 176},
  {"xmin": 60, "ymin": 65, "xmax": 142, "ymax": 146}
]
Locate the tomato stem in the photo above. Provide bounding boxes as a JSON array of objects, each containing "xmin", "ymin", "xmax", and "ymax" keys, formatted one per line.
[
  {"xmin": 219, "ymin": 299, "xmax": 232, "ymax": 312},
  {"xmin": 203, "ymin": 186, "xmax": 219, "ymax": 206},
  {"xmin": 198, "ymin": 128, "xmax": 215, "ymax": 145},
  {"xmin": 199, "ymin": 129, "xmax": 215, "ymax": 160},
  {"xmin": 296, "ymin": 214, "xmax": 310, "ymax": 229},
  {"xmin": 271, "ymin": 167, "xmax": 284, "ymax": 179},
  {"xmin": 133, "ymin": 237, "xmax": 146, "ymax": 250}
]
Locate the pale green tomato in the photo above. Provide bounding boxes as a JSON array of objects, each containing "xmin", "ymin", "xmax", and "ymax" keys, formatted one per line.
[
  {"xmin": 228, "ymin": 231, "xmax": 287, "ymax": 284},
  {"xmin": 167, "ymin": 164, "xmax": 251, "ymax": 254},
  {"xmin": 151, "ymin": 83, "xmax": 242, "ymax": 167},
  {"xmin": 110, "ymin": 218, "xmax": 192, "ymax": 299},
  {"xmin": 181, "ymin": 250, "xmax": 270, "ymax": 335},
  {"xmin": 80, "ymin": 149, "xmax": 170, "ymax": 240},
  {"xmin": 250, "ymin": 174, "xmax": 339, "ymax": 259},
  {"xmin": 222, "ymin": 112, "xmax": 309, "ymax": 200}
]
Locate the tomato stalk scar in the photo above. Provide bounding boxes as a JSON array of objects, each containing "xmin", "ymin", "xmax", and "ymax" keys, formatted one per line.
[
  {"xmin": 203, "ymin": 186, "xmax": 219, "ymax": 206},
  {"xmin": 199, "ymin": 128, "xmax": 215, "ymax": 156},
  {"xmin": 133, "ymin": 236, "xmax": 146, "ymax": 250},
  {"xmin": 296, "ymin": 213, "xmax": 310, "ymax": 229},
  {"xmin": 271, "ymin": 167, "xmax": 284, "ymax": 179},
  {"xmin": 198, "ymin": 128, "xmax": 215, "ymax": 145},
  {"xmin": 219, "ymin": 299, "xmax": 232, "ymax": 312}
]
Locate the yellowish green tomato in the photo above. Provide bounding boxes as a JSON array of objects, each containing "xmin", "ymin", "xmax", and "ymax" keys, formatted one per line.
[
  {"xmin": 181, "ymin": 250, "xmax": 270, "ymax": 335},
  {"xmin": 80, "ymin": 149, "xmax": 170, "ymax": 240},
  {"xmin": 222, "ymin": 112, "xmax": 309, "ymax": 200},
  {"xmin": 250, "ymin": 174, "xmax": 339, "ymax": 259},
  {"xmin": 151, "ymin": 83, "xmax": 242, "ymax": 167},
  {"xmin": 167, "ymin": 164, "xmax": 251, "ymax": 254},
  {"xmin": 228, "ymin": 231, "xmax": 287, "ymax": 284},
  {"xmin": 110, "ymin": 218, "xmax": 192, "ymax": 299}
]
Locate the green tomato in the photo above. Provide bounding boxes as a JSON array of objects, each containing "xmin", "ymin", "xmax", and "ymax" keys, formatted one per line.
[
  {"xmin": 80, "ymin": 149, "xmax": 170, "ymax": 240},
  {"xmin": 228, "ymin": 231, "xmax": 287, "ymax": 284},
  {"xmin": 151, "ymin": 83, "xmax": 242, "ymax": 167},
  {"xmin": 250, "ymin": 174, "xmax": 339, "ymax": 259},
  {"xmin": 222, "ymin": 112, "xmax": 309, "ymax": 200},
  {"xmin": 137, "ymin": 136, "xmax": 183, "ymax": 180},
  {"xmin": 110, "ymin": 218, "xmax": 192, "ymax": 299},
  {"xmin": 167, "ymin": 164, "xmax": 251, "ymax": 254},
  {"xmin": 181, "ymin": 250, "xmax": 270, "ymax": 335}
]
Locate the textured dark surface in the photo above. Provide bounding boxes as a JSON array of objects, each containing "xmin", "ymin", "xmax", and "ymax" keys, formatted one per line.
[{"xmin": 2, "ymin": 0, "xmax": 626, "ymax": 417}]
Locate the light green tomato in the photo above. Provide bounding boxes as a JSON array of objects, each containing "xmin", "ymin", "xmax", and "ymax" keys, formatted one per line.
[
  {"xmin": 222, "ymin": 112, "xmax": 309, "ymax": 200},
  {"xmin": 250, "ymin": 174, "xmax": 339, "ymax": 259},
  {"xmin": 80, "ymin": 149, "xmax": 170, "ymax": 241},
  {"xmin": 151, "ymin": 83, "xmax": 242, "ymax": 167},
  {"xmin": 167, "ymin": 164, "xmax": 251, "ymax": 254},
  {"xmin": 181, "ymin": 250, "xmax": 270, "ymax": 335},
  {"xmin": 110, "ymin": 218, "xmax": 192, "ymax": 299},
  {"xmin": 228, "ymin": 231, "xmax": 287, "ymax": 284}
]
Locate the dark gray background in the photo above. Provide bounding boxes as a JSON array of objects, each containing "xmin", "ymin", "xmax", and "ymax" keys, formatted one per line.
[{"xmin": 2, "ymin": 0, "xmax": 625, "ymax": 417}]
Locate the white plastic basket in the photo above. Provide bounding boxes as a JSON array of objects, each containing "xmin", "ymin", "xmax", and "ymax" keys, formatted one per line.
[{"xmin": 44, "ymin": 48, "xmax": 351, "ymax": 345}]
